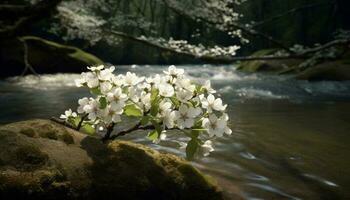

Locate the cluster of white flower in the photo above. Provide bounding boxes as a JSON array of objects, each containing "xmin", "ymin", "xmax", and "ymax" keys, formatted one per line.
[{"xmin": 61, "ymin": 65, "xmax": 231, "ymax": 159}]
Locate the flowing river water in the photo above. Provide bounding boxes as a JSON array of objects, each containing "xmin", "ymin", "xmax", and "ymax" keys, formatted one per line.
[{"xmin": 1, "ymin": 65, "xmax": 350, "ymax": 199}]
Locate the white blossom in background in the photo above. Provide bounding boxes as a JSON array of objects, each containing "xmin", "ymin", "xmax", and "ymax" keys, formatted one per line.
[
  {"xmin": 61, "ymin": 65, "xmax": 232, "ymax": 160},
  {"xmin": 54, "ymin": 1, "xmax": 244, "ymax": 59}
]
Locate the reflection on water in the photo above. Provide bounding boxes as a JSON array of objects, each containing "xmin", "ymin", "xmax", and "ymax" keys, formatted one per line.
[{"xmin": 1, "ymin": 65, "xmax": 350, "ymax": 199}]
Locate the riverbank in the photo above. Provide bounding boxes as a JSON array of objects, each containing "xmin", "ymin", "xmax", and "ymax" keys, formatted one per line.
[{"xmin": 237, "ymin": 48, "xmax": 350, "ymax": 81}]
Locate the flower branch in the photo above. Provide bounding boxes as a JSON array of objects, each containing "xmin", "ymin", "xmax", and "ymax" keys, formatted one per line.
[{"xmin": 59, "ymin": 65, "xmax": 232, "ymax": 160}]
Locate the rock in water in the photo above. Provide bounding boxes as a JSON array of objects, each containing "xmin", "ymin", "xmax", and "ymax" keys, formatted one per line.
[{"xmin": 0, "ymin": 119, "xmax": 224, "ymax": 200}]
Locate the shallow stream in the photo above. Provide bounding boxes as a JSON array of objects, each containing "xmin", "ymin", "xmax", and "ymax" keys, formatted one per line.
[{"xmin": 1, "ymin": 65, "xmax": 350, "ymax": 199}]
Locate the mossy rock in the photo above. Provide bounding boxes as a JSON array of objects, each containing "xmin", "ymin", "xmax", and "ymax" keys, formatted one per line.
[
  {"xmin": 237, "ymin": 49, "xmax": 303, "ymax": 73},
  {"xmin": 296, "ymin": 60, "xmax": 350, "ymax": 81},
  {"xmin": 0, "ymin": 119, "xmax": 225, "ymax": 200},
  {"xmin": 0, "ymin": 36, "xmax": 103, "ymax": 77}
]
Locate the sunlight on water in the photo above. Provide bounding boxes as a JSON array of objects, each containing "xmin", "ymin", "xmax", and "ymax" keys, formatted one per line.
[
  {"xmin": 236, "ymin": 88, "xmax": 289, "ymax": 100},
  {"xmin": 1, "ymin": 65, "xmax": 350, "ymax": 199},
  {"xmin": 6, "ymin": 74, "xmax": 81, "ymax": 90}
]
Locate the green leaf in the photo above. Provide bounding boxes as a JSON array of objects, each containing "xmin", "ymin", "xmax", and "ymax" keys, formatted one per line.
[
  {"xmin": 122, "ymin": 87, "xmax": 129, "ymax": 94},
  {"xmin": 90, "ymin": 87, "xmax": 102, "ymax": 95},
  {"xmin": 195, "ymin": 84, "xmax": 202, "ymax": 93},
  {"xmin": 141, "ymin": 116, "xmax": 150, "ymax": 126},
  {"xmin": 67, "ymin": 116, "xmax": 81, "ymax": 127},
  {"xmin": 150, "ymin": 88, "xmax": 161, "ymax": 116},
  {"xmin": 194, "ymin": 119, "xmax": 203, "ymax": 128},
  {"xmin": 124, "ymin": 104, "xmax": 143, "ymax": 117},
  {"xmin": 169, "ymin": 96, "xmax": 180, "ymax": 107},
  {"xmin": 151, "ymin": 88, "xmax": 159, "ymax": 102},
  {"xmin": 99, "ymin": 97, "xmax": 107, "ymax": 109},
  {"xmin": 189, "ymin": 100, "xmax": 198, "ymax": 107},
  {"xmin": 81, "ymin": 123, "xmax": 95, "ymax": 135},
  {"xmin": 190, "ymin": 129, "xmax": 201, "ymax": 138},
  {"xmin": 150, "ymin": 103, "xmax": 159, "ymax": 116},
  {"xmin": 147, "ymin": 130, "xmax": 159, "ymax": 141},
  {"xmin": 151, "ymin": 120, "xmax": 162, "ymax": 135},
  {"xmin": 186, "ymin": 139, "xmax": 199, "ymax": 160},
  {"xmin": 191, "ymin": 128, "xmax": 206, "ymax": 131}
]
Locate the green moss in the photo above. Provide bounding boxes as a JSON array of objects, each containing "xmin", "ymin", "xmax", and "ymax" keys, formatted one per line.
[
  {"xmin": 21, "ymin": 36, "xmax": 103, "ymax": 66},
  {"xmin": 39, "ymin": 169, "xmax": 66, "ymax": 187},
  {"xmin": 39, "ymin": 130, "xmax": 58, "ymax": 140},
  {"xmin": 178, "ymin": 164, "xmax": 221, "ymax": 196},
  {"xmin": 0, "ymin": 120, "xmax": 226, "ymax": 199},
  {"xmin": 296, "ymin": 61, "xmax": 350, "ymax": 81},
  {"xmin": 15, "ymin": 145, "xmax": 48, "ymax": 170},
  {"xmin": 19, "ymin": 127, "xmax": 36, "ymax": 137},
  {"xmin": 59, "ymin": 132, "xmax": 74, "ymax": 145},
  {"xmin": 237, "ymin": 49, "xmax": 280, "ymax": 72}
]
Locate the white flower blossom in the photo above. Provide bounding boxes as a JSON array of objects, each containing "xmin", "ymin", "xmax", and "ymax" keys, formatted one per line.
[
  {"xmin": 200, "ymin": 94, "xmax": 227, "ymax": 113},
  {"xmin": 112, "ymin": 74, "xmax": 125, "ymax": 86},
  {"xmin": 77, "ymin": 97, "xmax": 89, "ymax": 113},
  {"xmin": 162, "ymin": 109, "xmax": 176, "ymax": 129},
  {"xmin": 98, "ymin": 66, "xmax": 115, "ymax": 81},
  {"xmin": 178, "ymin": 141, "xmax": 187, "ymax": 151},
  {"xmin": 140, "ymin": 92, "xmax": 151, "ymax": 111},
  {"xmin": 201, "ymin": 140, "xmax": 215, "ymax": 156},
  {"xmin": 75, "ymin": 74, "xmax": 86, "ymax": 87},
  {"xmin": 176, "ymin": 78, "xmax": 195, "ymax": 92},
  {"xmin": 75, "ymin": 71, "xmax": 99, "ymax": 88},
  {"xmin": 123, "ymin": 72, "xmax": 144, "ymax": 86},
  {"xmin": 100, "ymin": 81, "xmax": 112, "ymax": 94},
  {"xmin": 87, "ymin": 65, "xmax": 104, "ymax": 71},
  {"xmin": 202, "ymin": 80, "xmax": 216, "ymax": 94},
  {"xmin": 158, "ymin": 83, "xmax": 174, "ymax": 97},
  {"xmin": 128, "ymin": 87, "xmax": 141, "ymax": 102},
  {"xmin": 84, "ymin": 99, "xmax": 100, "ymax": 121},
  {"xmin": 176, "ymin": 89, "xmax": 193, "ymax": 103},
  {"xmin": 107, "ymin": 88, "xmax": 128, "ymax": 108},
  {"xmin": 153, "ymin": 131, "xmax": 168, "ymax": 144},
  {"xmin": 159, "ymin": 100, "xmax": 172, "ymax": 114},
  {"xmin": 202, "ymin": 114, "xmax": 227, "ymax": 137},
  {"xmin": 85, "ymin": 72, "xmax": 99, "ymax": 88},
  {"xmin": 65, "ymin": 65, "xmax": 232, "ymax": 159},
  {"xmin": 146, "ymin": 74, "xmax": 161, "ymax": 85},
  {"xmin": 100, "ymin": 105, "xmax": 123, "ymax": 123},
  {"xmin": 174, "ymin": 104, "xmax": 201, "ymax": 129},
  {"xmin": 163, "ymin": 65, "xmax": 184, "ymax": 77},
  {"xmin": 220, "ymin": 113, "xmax": 232, "ymax": 135},
  {"xmin": 60, "ymin": 109, "xmax": 77, "ymax": 120}
]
